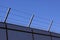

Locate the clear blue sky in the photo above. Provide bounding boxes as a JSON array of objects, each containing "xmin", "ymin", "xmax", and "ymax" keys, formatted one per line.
[{"xmin": 0, "ymin": 0, "xmax": 60, "ymax": 33}]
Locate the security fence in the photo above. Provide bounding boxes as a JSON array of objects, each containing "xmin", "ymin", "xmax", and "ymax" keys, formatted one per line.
[
  {"xmin": 0, "ymin": 6, "xmax": 60, "ymax": 40},
  {"xmin": 0, "ymin": 22, "xmax": 60, "ymax": 40}
]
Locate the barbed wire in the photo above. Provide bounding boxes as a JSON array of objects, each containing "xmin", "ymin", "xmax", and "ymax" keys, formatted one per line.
[
  {"xmin": 9, "ymin": 13, "xmax": 31, "ymax": 20},
  {"xmin": 9, "ymin": 13, "xmax": 51, "ymax": 24},
  {"xmin": 8, "ymin": 13, "xmax": 51, "ymax": 25},
  {"xmin": 0, "ymin": 5, "xmax": 51, "ymax": 21},
  {"xmin": 0, "ymin": 5, "xmax": 60, "ymax": 31},
  {"xmin": 6, "ymin": 17, "xmax": 60, "ymax": 29},
  {"xmin": 36, "ymin": 16, "xmax": 51, "ymax": 21},
  {"xmin": 0, "ymin": 5, "xmax": 32, "ymax": 15},
  {"xmin": 0, "ymin": 16, "xmax": 5, "ymax": 22},
  {"xmin": 32, "ymin": 22, "xmax": 49, "ymax": 27},
  {"xmin": 32, "ymin": 19, "xmax": 50, "ymax": 24},
  {"xmin": 6, "ymin": 18, "xmax": 28, "ymax": 26},
  {"xmin": 31, "ymin": 25, "xmax": 48, "ymax": 30},
  {"xmin": 11, "ymin": 8, "xmax": 32, "ymax": 15},
  {"xmin": 7, "ymin": 17, "xmax": 29, "ymax": 23},
  {"xmin": 8, "ymin": 14, "xmax": 50, "ymax": 25},
  {"xmin": 6, "ymin": 16, "xmax": 51, "ymax": 28}
]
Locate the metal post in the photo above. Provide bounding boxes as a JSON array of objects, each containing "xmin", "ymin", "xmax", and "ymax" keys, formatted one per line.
[
  {"xmin": 4, "ymin": 8, "xmax": 11, "ymax": 40},
  {"xmin": 48, "ymin": 20, "xmax": 53, "ymax": 32},
  {"xmin": 28, "ymin": 14, "xmax": 34, "ymax": 27},
  {"xmin": 48, "ymin": 20, "xmax": 53, "ymax": 40},
  {"xmin": 4, "ymin": 8, "xmax": 11, "ymax": 22},
  {"xmin": 28, "ymin": 14, "xmax": 35, "ymax": 40},
  {"xmin": 31, "ymin": 29, "xmax": 35, "ymax": 40}
]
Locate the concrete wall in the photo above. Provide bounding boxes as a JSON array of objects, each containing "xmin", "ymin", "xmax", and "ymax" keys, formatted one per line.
[{"xmin": 0, "ymin": 22, "xmax": 60, "ymax": 40}]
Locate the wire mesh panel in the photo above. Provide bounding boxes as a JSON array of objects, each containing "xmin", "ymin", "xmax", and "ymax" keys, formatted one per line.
[
  {"xmin": 0, "ymin": 22, "xmax": 5, "ymax": 27},
  {"xmin": 0, "ymin": 29, "xmax": 6, "ymax": 40},
  {"xmin": 8, "ymin": 30, "xmax": 33, "ymax": 40},
  {"xmin": 0, "ymin": 22, "xmax": 60, "ymax": 40},
  {"xmin": 52, "ymin": 37, "xmax": 60, "ymax": 40},
  {"xmin": 34, "ymin": 34, "xmax": 51, "ymax": 40}
]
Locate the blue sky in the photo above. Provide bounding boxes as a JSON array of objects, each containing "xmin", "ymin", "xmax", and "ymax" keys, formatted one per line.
[{"xmin": 0, "ymin": 0, "xmax": 60, "ymax": 33}]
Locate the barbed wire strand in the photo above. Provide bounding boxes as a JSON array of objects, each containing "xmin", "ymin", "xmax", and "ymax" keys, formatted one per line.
[{"xmin": 0, "ymin": 5, "xmax": 60, "ymax": 29}]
